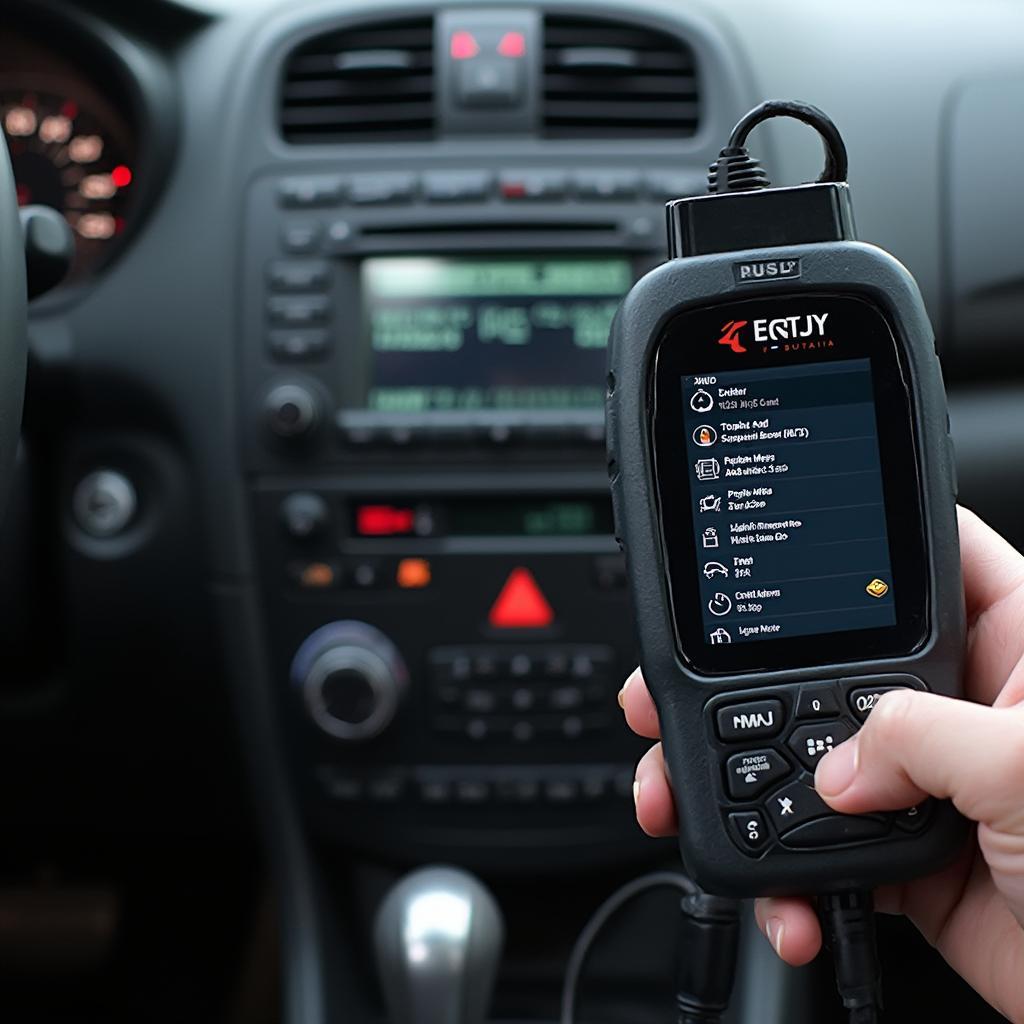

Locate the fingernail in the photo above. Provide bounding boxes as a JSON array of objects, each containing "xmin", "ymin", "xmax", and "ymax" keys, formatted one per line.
[
  {"xmin": 816, "ymin": 734, "xmax": 860, "ymax": 797},
  {"xmin": 632, "ymin": 778, "xmax": 642, "ymax": 807},
  {"xmin": 618, "ymin": 672, "xmax": 635, "ymax": 709},
  {"xmin": 766, "ymin": 917, "xmax": 784, "ymax": 958}
]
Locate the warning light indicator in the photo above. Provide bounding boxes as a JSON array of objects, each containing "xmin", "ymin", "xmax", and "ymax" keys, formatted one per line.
[
  {"xmin": 356, "ymin": 504, "xmax": 416, "ymax": 537},
  {"xmin": 299, "ymin": 562, "xmax": 335, "ymax": 589},
  {"xmin": 110, "ymin": 164, "xmax": 133, "ymax": 188},
  {"xmin": 488, "ymin": 568, "xmax": 555, "ymax": 629},
  {"xmin": 497, "ymin": 31, "xmax": 526, "ymax": 58},
  {"xmin": 450, "ymin": 30, "xmax": 480, "ymax": 60},
  {"xmin": 397, "ymin": 558, "xmax": 432, "ymax": 590}
]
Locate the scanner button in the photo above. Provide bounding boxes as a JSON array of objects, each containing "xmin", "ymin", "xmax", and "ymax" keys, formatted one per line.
[
  {"xmin": 728, "ymin": 811, "xmax": 770, "ymax": 854},
  {"xmin": 848, "ymin": 686, "xmax": 912, "ymax": 722},
  {"xmin": 715, "ymin": 699, "xmax": 784, "ymax": 742},
  {"xmin": 781, "ymin": 815, "xmax": 888, "ymax": 849},
  {"xmin": 795, "ymin": 684, "xmax": 839, "ymax": 720},
  {"xmin": 894, "ymin": 801, "xmax": 932, "ymax": 833},
  {"xmin": 788, "ymin": 722, "xmax": 853, "ymax": 772},
  {"xmin": 725, "ymin": 749, "xmax": 790, "ymax": 799},
  {"xmin": 766, "ymin": 781, "xmax": 832, "ymax": 834}
]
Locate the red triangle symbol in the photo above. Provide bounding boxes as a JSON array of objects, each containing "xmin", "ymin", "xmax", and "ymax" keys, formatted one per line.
[{"xmin": 488, "ymin": 568, "xmax": 555, "ymax": 629}]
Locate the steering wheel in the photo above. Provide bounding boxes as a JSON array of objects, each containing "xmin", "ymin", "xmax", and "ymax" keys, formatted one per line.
[{"xmin": 0, "ymin": 138, "xmax": 26, "ymax": 513}]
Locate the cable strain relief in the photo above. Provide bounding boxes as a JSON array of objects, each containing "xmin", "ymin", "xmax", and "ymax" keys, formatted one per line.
[
  {"xmin": 674, "ymin": 892, "xmax": 740, "ymax": 1021},
  {"xmin": 707, "ymin": 145, "xmax": 771, "ymax": 194},
  {"xmin": 820, "ymin": 890, "xmax": 883, "ymax": 1018}
]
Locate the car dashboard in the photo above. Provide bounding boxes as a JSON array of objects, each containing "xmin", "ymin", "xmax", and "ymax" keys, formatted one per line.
[{"xmin": 2, "ymin": 1, "xmax": 1023, "ymax": 1022}]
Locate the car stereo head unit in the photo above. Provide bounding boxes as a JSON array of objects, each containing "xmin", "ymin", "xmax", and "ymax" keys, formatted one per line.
[{"xmin": 243, "ymin": 165, "xmax": 670, "ymax": 465}]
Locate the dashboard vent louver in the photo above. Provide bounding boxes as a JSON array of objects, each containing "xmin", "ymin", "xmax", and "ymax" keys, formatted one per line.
[
  {"xmin": 542, "ymin": 15, "xmax": 699, "ymax": 139},
  {"xmin": 280, "ymin": 17, "xmax": 434, "ymax": 143}
]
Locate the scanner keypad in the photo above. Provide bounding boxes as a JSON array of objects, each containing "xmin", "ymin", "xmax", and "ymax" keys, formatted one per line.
[{"xmin": 707, "ymin": 675, "xmax": 927, "ymax": 856}]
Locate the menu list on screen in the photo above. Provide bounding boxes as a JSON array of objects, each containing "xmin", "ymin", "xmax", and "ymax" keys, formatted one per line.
[{"xmin": 681, "ymin": 357, "xmax": 898, "ymax": 646}]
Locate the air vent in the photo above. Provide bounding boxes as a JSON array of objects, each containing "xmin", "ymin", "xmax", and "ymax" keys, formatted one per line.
[
  {"xmin": 542, "ymin": 15, "xmax": 699, "ymax": 139},
  {"xmin": 280, "ymin": 17, "xmax": 434, "ymax": 143}
]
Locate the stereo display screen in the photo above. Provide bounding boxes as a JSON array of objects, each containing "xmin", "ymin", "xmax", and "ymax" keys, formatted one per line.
[{"xmin": 360, "ymin": 255, "xmax": 633, "ymax": 412}]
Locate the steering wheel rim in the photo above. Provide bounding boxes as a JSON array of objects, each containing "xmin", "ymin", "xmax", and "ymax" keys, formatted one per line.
[{"xmin": 0, "ymin": 137, "xmax": 27, "ymax": 514}]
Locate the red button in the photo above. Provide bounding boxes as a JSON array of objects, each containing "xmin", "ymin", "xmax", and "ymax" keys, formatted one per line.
[
  {"xmin": 497, "ymin": 31, "xmax": 526, "ymax": 58},
  {"xmin": 488, "ymin": 568, "xmax": 554, "ymax": 629},
  {"xmin": 450, "ymin": 30, "xmax": 480, "ymax": 60}
]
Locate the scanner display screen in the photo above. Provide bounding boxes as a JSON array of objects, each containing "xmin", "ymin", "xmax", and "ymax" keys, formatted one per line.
[
  {"xmin": 651, "ymin": 294, "xmax": 928, "ymax": 674},
  {"xmin": 681, "ymin": 358, "xmax": 896, "ymax": 647}
]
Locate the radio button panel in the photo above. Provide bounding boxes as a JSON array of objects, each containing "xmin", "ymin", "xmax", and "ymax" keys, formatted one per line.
[
  {"xmin": 430, "ymin": 645, "xmax": 614, "ymax": 745},
  {"xmin": 275, "ymin": 168, "xmax": 699, "ymax": 213},
  {"xmin": 269, "ymin": 328, "xmax": 329, "ymax": 362}
]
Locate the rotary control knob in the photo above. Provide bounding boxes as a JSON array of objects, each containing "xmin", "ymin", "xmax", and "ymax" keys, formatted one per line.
[
  {"xmin": 280, "ymin": 491, "xmax": 329, "ymax": 539},
  {"xmin": 291, "ymin": 621, "xmax": 408, "ymax": 741},
  {"xmin": 265, "ymin": 382, "xmax": 320, "ymax": 440}
]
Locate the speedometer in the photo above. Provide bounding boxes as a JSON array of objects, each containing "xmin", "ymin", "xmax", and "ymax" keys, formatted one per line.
[{"xmin": 2, "ymin": 83, "xmax": 135, "ymax": 282}]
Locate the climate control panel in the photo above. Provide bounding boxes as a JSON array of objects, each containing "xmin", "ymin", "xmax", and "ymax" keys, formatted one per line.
[{"xmin": 252, "ymin": 474, "xmax": 649, "ymax": 863}]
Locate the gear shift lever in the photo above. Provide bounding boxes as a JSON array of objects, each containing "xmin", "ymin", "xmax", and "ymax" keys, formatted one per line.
[{"xmin": 374, "ymin": 866, "xmax": 504, "ymax": 1024}]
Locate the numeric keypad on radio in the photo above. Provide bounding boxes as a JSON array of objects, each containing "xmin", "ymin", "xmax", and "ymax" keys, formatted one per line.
[{"xmin": 429, "ymin": 645, "xmax": 614, "ymax": 745}]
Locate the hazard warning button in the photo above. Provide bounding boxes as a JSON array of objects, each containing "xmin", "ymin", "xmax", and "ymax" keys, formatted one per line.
[{"xmin": 488, "ymin": 568, "xmax": 555, "ymax": 629}]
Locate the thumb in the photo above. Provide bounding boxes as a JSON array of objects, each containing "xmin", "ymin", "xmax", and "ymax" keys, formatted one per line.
[{"xmin": 815, "ymin": 689, "xmax": 1024, "ymax": 830}]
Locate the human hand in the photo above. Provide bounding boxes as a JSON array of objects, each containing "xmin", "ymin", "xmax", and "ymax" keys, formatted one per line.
[{"xmin": 619, "ymin": 507, "xmax": 1024, "ymax": 1021}]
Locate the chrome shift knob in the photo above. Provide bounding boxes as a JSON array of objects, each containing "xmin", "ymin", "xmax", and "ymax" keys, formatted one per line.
[{"xmin": 373, "ymin": 866, "xmax": 505, "ymax": 1024}]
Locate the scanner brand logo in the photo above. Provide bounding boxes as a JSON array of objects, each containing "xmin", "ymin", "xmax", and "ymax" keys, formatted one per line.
[
  {"xmin": 717, "ymin": 320, "xmax": 749, "ymax": 353},
  {"xmin": 733, "ymin": 258, "xmax": 802, "ymax": 284},
  {"xmin": 754, "ymin": 312, "xmax": 829, "ymax": 343},
  {"xmin": 716, "ymin": 313, "xmax": 832, "ymax": 355}
]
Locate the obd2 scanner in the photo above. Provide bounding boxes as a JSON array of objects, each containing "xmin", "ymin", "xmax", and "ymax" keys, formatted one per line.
[{"xmin": 605, "ymin": 102, "xmax": 967, "ymax": 1021}]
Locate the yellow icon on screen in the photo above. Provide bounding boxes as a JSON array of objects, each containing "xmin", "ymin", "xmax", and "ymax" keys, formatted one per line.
[{"xmin": 865, "ymin": 578, "xmax": 889, "ymax": 599}]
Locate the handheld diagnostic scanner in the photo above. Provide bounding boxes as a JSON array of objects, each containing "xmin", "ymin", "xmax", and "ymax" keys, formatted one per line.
[{"xmin": 606, "ymin": 101, "xmax": 966, "ymax": 898}]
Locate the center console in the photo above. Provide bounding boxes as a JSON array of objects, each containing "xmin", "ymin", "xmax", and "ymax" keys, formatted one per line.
[
  {"xmin": 217, "ymin": 4, "xmax": 794, "ymax": 1022},
  {"xmin": 238, "ymin": 166, "xmax": 702, "ymax": 861}
]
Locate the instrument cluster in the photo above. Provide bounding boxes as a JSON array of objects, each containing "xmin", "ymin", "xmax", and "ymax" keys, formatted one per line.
[{"xmin": 0, "ymin": 11, "xmax": 165, "ymax": 289}]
